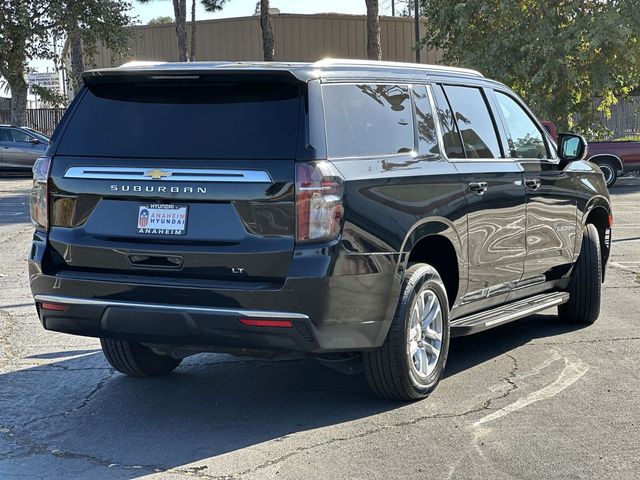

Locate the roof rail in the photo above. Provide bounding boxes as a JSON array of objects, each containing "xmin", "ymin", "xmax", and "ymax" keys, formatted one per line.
[{"xmin": 312, "ymin": 58, "xmax": 483, "ymax": 77}]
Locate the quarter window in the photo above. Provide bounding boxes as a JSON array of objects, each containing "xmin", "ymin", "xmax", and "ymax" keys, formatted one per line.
[
  {"xmin": 323, "ymin": 84, "xmax": 414, "ymax": 157},
  {"xmin": 443, "ymin": 85, "xmax": 502, "ymax": 159},
  {"xmin": 495, "ymin": 91, "xmax": 548, "ymax": 159},
  {"xmin": 412, "ymin": 86, "xmax": 439, "ymax": 157}
]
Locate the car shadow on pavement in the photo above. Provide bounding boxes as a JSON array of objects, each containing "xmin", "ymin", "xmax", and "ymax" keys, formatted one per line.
[
  {"xmin": 446, "ymin": 313, "xmax": 583, "ymax": 378},
  {"xmin": 0, "ymin": 313, "xmax": 585, "ymax": 478}
]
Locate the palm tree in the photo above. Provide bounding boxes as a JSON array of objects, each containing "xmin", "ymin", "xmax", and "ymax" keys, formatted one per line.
[
  {"xmin": 138, "ymin": 0, "xmax": 227, "ymax": 62},
  {"xmin": 138, "ymin": 0, "xmax": 188, "ymax": 61},
  {"xmin": 259, "ymin": 0, "xmax": 274, "ymax": 61},
  {"xmin": 365, "ymin": 0, "xmax": 381, "ymax": 60},
  {"xmin": 200, "ymin": 1, "xmax": 228, "ymax": 62}
]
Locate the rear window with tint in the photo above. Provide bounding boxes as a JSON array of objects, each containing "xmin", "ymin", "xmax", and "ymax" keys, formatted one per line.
[
  {"xmin": 58, "ymin": 79, "xmax": 301, "ymax": 159},
  {"xmin": 323, "ymin": 84, "xmax": 414, "ymax": 157}
]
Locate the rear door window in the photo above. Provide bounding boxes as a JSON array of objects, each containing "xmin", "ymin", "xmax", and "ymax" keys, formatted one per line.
[
  {"xmin": 323, "ymin": 84, "xmax": 414, "ymax": 157},
  {"xmin": 443, "ymin": 85, "xmax": 502, "ymax": 159},
  {"xmin": 57, "ymin": 79, "xmax": 302, "ymax": 159}
]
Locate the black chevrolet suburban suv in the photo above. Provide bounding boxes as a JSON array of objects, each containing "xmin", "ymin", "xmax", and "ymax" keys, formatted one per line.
[{"xmin": 29, "ymin": 60, "xmax": 612, "ymax": 400}]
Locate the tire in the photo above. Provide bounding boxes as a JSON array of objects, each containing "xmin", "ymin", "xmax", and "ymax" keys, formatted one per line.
[
  {"xmin": 100, "ymin": 338, "xmax": 182, "ymax": 377},
  {"xmin": 596, "ymin": 160, "xmax": 618, "ymax": 188},
  {"xmin": 363, "ymin": 263, "xmax": 450, "ymax": 401},
  {"xmin": 558, "ymin": 223, "xmax": 602, "ymax": 324}
]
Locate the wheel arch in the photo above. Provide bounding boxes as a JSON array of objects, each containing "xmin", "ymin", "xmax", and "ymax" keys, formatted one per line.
[
  {"xmin": 580, "ymin": 198, "xmax": 612, "ymax": 281},
  {"xmin": 399, "ymin": 218, "xmax": 466, "ymax": 309},
  {"xmin": 588, "ymin": 154, "xmax": 624, "ymax": 173}
]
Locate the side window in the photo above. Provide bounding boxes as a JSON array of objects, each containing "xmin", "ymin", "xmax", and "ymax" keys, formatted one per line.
[
  {"xmin": 495, "ymin": 91, "xmax": 548, "ymax": 159},
  {"xmin": 0, "ymin": 128, "xmax": 10, "ymax": 142},
  {"xmin": 443, "ymin": 85, "xmax": 502, "ymax": 159},
  {"xmin": 412, "ymin": 86, "xmax": 439, "ymax": 157},
  {"xmin": 323, "ymin": 84, "xmax": 414, "ymax": 157},
  {"xmin": 10, "ymin": 129, "xmax": 32, "ymax": 143},
  {"xmin": 431, "ymin": 85, "xmax": 465, "ymax": 158}
]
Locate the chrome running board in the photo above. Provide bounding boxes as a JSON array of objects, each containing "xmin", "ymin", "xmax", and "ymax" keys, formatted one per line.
[{"xmin": 451, "ymin": 292, "xmax": 570, "ymax": 337}]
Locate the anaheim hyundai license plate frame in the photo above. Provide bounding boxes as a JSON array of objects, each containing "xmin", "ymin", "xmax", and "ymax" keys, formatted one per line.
[{"xmin": 137, "ymin": 204, "xmax": 188, "ymax": 236}]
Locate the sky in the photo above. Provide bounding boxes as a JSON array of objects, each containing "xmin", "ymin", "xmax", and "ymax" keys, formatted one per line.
[{"xmin": 132, "ymin": 0, "xmax": 396, "ymax": 24}]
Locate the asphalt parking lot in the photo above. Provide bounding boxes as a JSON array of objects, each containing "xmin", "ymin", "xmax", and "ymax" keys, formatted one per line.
[{"xmin": 1, "ymin": 174, "xmax": 639, "ymax": 479}]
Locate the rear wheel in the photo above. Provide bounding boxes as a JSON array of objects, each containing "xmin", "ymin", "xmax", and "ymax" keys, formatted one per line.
[
  {"xmin": 363, "ymin": 263, "xmax": 450, "ymax": 401},
  {"xmin": 558, "ymin": 223, "xmax": 602, "ymax": 324},
  {"xmin": 595, "ymin": 160, "xmax": 618, "ymax": 188},
  {"xmin": 100, "ymin": 338, "xmax": 182, "ymax": 377}
]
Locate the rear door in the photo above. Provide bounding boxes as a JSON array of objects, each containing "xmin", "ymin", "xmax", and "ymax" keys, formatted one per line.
[
  {"xmin": 47, "ymin": 74, "xmax": 305, "ymax": 284},
  {"xmin": 491, "ymin": 89, "xmax": 577, "ymax": 294},
  {"xmin": 432, "ymin": 84, "xmax": 526, "ymax": 311}
]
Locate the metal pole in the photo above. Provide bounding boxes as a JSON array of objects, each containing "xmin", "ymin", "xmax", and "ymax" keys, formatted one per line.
[
  {"xmin": 391, "ymin": 0, "xmax": 395, "ymax": 16},
  {"xmin": 414, "ymin": 0, "xmax": 420, "ymax": 63}
]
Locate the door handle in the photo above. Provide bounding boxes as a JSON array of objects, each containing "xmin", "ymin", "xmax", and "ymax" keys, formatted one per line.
[
  {"xmin": 469, "ymin": 182, "xmax": 488, "ymax": 194},
  {"xmin": 525, "ymin": 178, "xmax": 542, "ymax": 190}
]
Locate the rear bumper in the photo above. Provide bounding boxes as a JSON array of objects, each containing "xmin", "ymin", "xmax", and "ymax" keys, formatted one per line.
[{"xmin": 29, "ymin": 233, "xmax": 401, "ymax": 353}]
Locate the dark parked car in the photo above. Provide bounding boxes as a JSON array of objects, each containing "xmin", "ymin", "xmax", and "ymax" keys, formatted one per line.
[
  {"xmin": 542, "ymin": 120, "xmax": 640, "ymax": 187},
  {"xmin": 0, "ymin": 125, "xmax": 49, "ymax": 171},
  {"xmin": 29, "ymin": 60, "xmax": 612, "ymax": 400}
]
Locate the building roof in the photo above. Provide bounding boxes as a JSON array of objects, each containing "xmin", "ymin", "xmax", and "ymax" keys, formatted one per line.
[{"xmin": 83, "ymin": 59, "xmax": 484, "ymax": 84}]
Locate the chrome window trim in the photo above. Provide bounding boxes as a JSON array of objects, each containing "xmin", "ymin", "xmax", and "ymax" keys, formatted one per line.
[
  {"xmin": 63, "ymin": 166, "xmax": 272, "ymax": 183},
  {"xmin": 34, "ymin": 295, "xmax": 309, "ymax": 320}
]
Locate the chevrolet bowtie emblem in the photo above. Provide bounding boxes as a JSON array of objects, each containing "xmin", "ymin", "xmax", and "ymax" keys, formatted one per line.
[{"xmin": 143, "ymin": 168, "xmax": 172, "ymax": 180}]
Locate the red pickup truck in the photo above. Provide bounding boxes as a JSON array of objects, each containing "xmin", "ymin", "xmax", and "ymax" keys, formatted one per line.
[{"xmin": 542, "ymin": 121, "xmax": 640, "ymax": 187}]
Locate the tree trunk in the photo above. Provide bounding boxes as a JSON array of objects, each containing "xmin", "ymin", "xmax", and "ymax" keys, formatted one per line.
[
  {"xmin": 365, "ymin": 0, "xmax": 382, "ymax": 61},
  {"xmin": 7, "ymin": 75, "xmax": 28, "ymax": 126},
  {"xmin": 172, "ymin": 0, "xmax": 188, "ymax": 62},
  {"xmin": 260, "ymin": 0, "xmax": 275, "ymax": 61},
  {"xmin": 69, "ymin": 29, "xmax": 85, "ymax": 92},
  {"xmin": 189, "ymin": 0, "xmax": 196, "ymax": 61}
]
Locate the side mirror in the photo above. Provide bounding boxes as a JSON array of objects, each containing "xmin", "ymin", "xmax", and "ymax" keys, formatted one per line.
[
  {"xmin": 30, "ymin": 138, "xmax": 41, "ymax": 145},
  {"xmin": 558, "ymin": 133, "xmax": 587, "ymax": 162}
]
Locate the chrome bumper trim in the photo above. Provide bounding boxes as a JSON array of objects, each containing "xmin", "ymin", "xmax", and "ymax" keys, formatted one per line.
[{"xmin": 34, "ymin": 295, "xmax": 309, "ymax": 320}]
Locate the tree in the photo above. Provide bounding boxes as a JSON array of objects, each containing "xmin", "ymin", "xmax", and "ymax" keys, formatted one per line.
[
  {"xmin": 0, "ymin": 1, "xmax": 132, "ymax": 124},
  {"xmin": 0, "ymin": 1, "xmax": 56, "ymax": 124},
  {"xmin": 259, "ymin": 0, "xmax": 274, "ymax": 61},
  {"xmin": 201, "ymin": 1, "xmax": 228, "ymax": 61},
  {"xmin": 139, "ymin": 0, "xmax": 188, "ymax": 61},
  {"xmin": 148, "ymin": 15, "xmax": 173, "ymax": 24},
  {"xmin": 420, "ymin": 0, "xmax": 640, "ymax": 135},
  {"xmin": 52, "ymin": 0, "xmax": 133, "ymax": 90},
  {"xmin": 140, "ymin": 0, "xmax": 227, "ymax": 62},
  {"xmin": 365, "ymin": 0, "xmax": 381, "ymax": 61}
]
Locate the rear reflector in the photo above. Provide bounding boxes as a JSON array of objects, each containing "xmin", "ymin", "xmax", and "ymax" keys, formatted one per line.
[
  {"xmin": 239, "ymin": 318, "xmax": 293, "ymax": 328},
  {"xmin": 41, "ymin": 302, "xmax": 68, "ymax": 312},
  {"xmin": 608, "ymin": 215, "xmax": 614, "ymax": 228}
]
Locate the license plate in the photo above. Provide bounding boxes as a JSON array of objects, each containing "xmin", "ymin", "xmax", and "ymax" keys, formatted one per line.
[{"xmin": 137, "ymin": 204, "xmax": 187, "ymax": 235}]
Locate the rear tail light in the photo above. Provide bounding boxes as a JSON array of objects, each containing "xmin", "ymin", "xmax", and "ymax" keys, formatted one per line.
[
  {"xmin": 30, "ymin": 156, "xmax": 51, "ymax": 231},
  {"xmin": 295, "ymin": 161, "xmax": 344, "ymax": 244}
]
